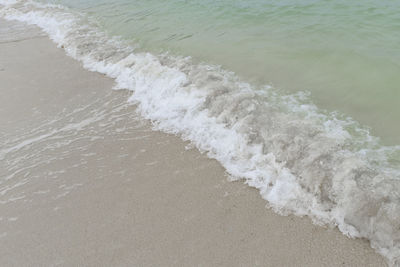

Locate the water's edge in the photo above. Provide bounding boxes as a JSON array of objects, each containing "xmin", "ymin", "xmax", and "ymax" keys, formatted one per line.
[{"xmin": 1, "ymin": 1, "xmax": 399, "ymax": 265}]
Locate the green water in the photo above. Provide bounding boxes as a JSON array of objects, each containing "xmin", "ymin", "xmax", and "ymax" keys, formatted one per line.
[{"xmin": 48, "ymin": 0, "xmax": 400, "ymax": 144}]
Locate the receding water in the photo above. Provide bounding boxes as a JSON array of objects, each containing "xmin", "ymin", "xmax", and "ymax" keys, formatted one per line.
[{"xmin": 46, "ymin": 0, "xmax": 400, "ymax": 145}]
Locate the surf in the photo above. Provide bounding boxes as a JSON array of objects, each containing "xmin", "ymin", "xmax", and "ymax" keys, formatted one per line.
[{"xmin": 1, "ymin": 0, "xmax": 400, "ymax": 265}]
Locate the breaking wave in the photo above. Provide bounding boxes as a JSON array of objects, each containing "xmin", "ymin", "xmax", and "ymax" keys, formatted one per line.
[{"xmin": 1, "ymin": 0, "xmax": 400, "ymax": 265}]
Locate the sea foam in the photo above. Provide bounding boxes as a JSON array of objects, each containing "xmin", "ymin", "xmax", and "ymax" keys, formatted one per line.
[{"xmin": 1, "ymin": 0, "xmax": 400, "ymax": 265}]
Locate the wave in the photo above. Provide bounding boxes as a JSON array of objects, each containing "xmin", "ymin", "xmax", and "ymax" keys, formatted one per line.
[{"xmin": 1, "ymin": 0, "xmax": 400, "ymax": 265}]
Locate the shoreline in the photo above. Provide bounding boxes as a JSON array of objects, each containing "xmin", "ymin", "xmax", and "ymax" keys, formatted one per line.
[{"xmin": 0, "ymin": 19, "xmax": 387, "ymax": 266}]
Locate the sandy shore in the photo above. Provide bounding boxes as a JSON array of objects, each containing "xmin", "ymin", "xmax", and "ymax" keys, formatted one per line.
[{"xmin": 0, "ymin": 19, "xmax": 386, "ymax": 266}]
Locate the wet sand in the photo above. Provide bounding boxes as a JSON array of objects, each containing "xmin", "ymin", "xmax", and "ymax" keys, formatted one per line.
[{"xmin": 0, "ymin": 19, "xmax": 386, "ymax": 266}]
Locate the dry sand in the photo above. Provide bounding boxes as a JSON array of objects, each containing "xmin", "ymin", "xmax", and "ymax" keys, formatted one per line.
[{"xmin": 0, "ymin": 19, "xmax": 386, "ymax": 266}]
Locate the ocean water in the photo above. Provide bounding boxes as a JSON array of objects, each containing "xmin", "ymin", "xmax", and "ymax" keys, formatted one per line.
[
  {"xmin": 47, "ymin": 0, "xmax": 400, "ymax": 145},
  {"xmin": 0, "ymin": 0, "xmax": 399, "ymax": 265}
]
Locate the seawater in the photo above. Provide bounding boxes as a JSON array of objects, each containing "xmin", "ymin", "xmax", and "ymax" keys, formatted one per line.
[
  {"xmin": 47, "ymin": 0, "xmax": 400, "ymax": 145},
  {"xmin": 0, "ymin": 0, "xmax": 399, "ymax": 265}
]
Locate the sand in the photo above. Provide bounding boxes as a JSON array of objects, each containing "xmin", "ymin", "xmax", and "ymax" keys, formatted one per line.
[{"xmin": 0, "ymin": 19, "xmax": 386, "ymax": 266}]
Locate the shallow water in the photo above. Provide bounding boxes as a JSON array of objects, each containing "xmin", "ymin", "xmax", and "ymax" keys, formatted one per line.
[
  {"xmin": 1, "ymin": 0, "xmax": 400, "ymax": 265},
  {"xmin": 46, "ymin": 0, "xmax": 400, "ymax": 145}
]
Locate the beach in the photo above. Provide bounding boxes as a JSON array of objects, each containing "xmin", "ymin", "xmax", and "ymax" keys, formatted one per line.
[{"xmin": 0, "ymin": 19, "xmax": 387, "ymax": 266}]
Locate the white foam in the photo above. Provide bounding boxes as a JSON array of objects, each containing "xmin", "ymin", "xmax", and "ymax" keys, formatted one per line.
[{"xmin": 1, "ymin": 1, "xmax": 400, "ymax": 265}]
